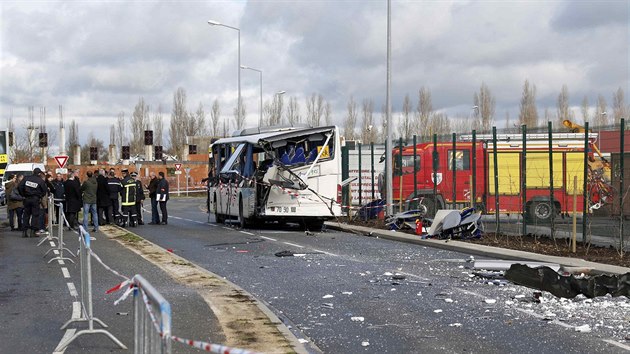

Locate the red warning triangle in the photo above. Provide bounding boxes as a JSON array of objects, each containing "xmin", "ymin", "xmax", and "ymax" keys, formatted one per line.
[{"xmin": 54, "ymin": 155, "xmax": 69, "ymax": 168}]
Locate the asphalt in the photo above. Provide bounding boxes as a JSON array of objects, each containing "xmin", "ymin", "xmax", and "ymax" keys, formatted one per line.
[
  {"xmin": 0, "ymin": 220, "xmax": 225, "ymax": 353},
  {"xmin": 324, "ymin": 221, "xmax": 630, "ymax": 275}
]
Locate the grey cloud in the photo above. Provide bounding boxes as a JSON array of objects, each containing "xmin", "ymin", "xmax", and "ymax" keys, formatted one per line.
[{"xmin": 551, "ymin": 0, "xmax": 628, "ymax": 32}]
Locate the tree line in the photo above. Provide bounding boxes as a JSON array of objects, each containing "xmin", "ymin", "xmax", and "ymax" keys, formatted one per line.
[{"xmin": 6, "ymin": 81, "xmax": 629, "ymax": 163}]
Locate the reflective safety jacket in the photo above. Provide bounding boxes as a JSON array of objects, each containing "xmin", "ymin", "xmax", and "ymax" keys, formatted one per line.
[{"xmin": 120, "ymin": 176, "xmax": 137, "ymax": 206}]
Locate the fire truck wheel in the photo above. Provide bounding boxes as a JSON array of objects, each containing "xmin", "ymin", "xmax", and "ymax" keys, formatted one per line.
[
  {"xmin": 420, "ymin": 197, "xmax": 437, "ymax": 218},
  {"xmin": 530, "ymin": 201, "xmax": 554, "ymax": 223}
]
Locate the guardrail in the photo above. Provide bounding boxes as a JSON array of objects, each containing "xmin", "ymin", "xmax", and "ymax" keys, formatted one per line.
[
  {"xmin": 57, "ymin": 226, "xmax": 127, "ymax": 351},
  {"xmin": 37, "ymin": 195, "xmax": 58, "ymax": 247}
]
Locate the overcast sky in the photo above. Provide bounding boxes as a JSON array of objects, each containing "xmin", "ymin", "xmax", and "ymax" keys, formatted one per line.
[{"xmin": 1, "ymin": 0, "xmax": 628, "ymax": 149}]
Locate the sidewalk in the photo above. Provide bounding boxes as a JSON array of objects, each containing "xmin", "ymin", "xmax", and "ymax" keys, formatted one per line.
[
  {"xmin": 0, "ymin": 222, "xmax": 224, "ymax": 353},
  {"xmin": 325, "ymin": 221, "xmax": 630, "ymax": 275}
]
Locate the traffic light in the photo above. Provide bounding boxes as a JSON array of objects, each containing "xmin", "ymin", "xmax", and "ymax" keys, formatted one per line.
[
  {"xmin": 188, "ymin": 144, "xmax": 197, "ymax": 155},
  {"xmin": 38, "ymin": 133, "xmax": 48, "ymax": 147},
  {"xmin": 122, "ymin": 146, "xmax": 130, "ymax": 160},
  {"xmin": 144, "ymin": 130, "xmax": 153, "ymax": 145},
  {"xmin": 90, "ymin": 147, "xmax": 98, "ymax": 161},
  {"xmin": 154, "ymin": 145, "xmax": 163, "ymax": 160}
]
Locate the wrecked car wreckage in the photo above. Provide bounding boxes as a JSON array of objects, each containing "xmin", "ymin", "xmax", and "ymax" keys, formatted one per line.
[
  {"xmin": 505, "ymin": 264, "xmax": 630, "ymax": 299},
  {"xmin": 385, "ymin": 206, "xmax": 484, "ymax": 240}
]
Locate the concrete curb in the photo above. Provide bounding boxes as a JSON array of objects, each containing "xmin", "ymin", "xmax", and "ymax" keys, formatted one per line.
[
  {"xmin": 105, "ymin": 225, "xmax": 310, "ymax": 354},
  {"xmin": 325, "ymin": 221, "xmax": 630, "ymax": 275}
]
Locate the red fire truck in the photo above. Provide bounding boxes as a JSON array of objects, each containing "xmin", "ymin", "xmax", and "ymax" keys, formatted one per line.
[{"xmin": 383, "ymin": 131, "xmax": 612, "ymax": 223}]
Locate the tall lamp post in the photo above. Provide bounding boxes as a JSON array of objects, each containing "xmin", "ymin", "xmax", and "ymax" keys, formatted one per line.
[
  {"xmin": 208, "ymin": 20, "xmax": 241, "ymax": 124},
  {"xmin": 241, "ymin": 65, "xmax": 263, "ymax": 127},
  {"xmin": 385, "ymin": 0, "xmax": 393, "ymax": 216}
]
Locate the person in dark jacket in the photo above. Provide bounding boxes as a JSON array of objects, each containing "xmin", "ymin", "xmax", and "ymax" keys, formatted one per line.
[
  {"xmin": 96, "ymin": 169, "xmax": 112, "ymax": 225},
  {"xmin": 146, "ymin": 172, "xmax": 160, "ymax": 224},
  {"xmin": 17, "ymin": 167, "xmax": 48, "ymax": 237},
  {"xmin": 64, "ymin": 169, "xmax": 82, "ymax": 230},
  {"xmin": 51, "ymin": 173, "xmax": 65, "ymax": 225},
  {"xmin": 6, "ymin": 174, "xmax": 24, "ymax": 231},
  {"xmin": 157, "ymin": 171, "xmax": 169, "ymax": 225},
  {"xmin": 120, "ymin": 169, "xmax": 137, "ymax": 227},
  {"xmin": 107, "ymin": 171, "xmax": 122, "ymax": 217},
  {"xmin": 132, "ymin": 172, "xmax": 145, "ymax": 225}
]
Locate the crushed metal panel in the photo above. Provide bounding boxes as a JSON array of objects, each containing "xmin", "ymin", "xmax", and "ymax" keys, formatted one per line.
[
  {"xmin": 504, "ymin": 264, "xmax": 630, "ymax": 299},
  {"xmin": 473, "ymin": 260, "xmax": 561, "ymax": 272}
]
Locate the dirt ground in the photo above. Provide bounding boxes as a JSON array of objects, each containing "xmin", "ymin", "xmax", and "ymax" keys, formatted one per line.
[{"xmin": 346, "ymin": 218, "xmax": 630, "ymax": 268}]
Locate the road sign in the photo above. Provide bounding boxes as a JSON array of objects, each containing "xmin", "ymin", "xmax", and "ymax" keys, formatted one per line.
[
  {"xmin": 184, "ymin": 168, "xmax": 191, "ymax": 175},
  {"xmin": 175, "ymin": 163, "xmax": 182, "ymax": 171},
  {"xmin": 55, "ymin": 168, "xmax": 68, "ymax": 175},
  {"xmin": 174, "ymin": 170, "xmax": 182, "ymax": 175},
  {"xmin": 54, "ymin": 155, "xmax": 69, "ymax": 169}
]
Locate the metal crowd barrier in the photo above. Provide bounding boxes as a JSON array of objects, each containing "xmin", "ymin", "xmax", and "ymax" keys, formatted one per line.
[
  {"xmin": 133, "ymin": 274, "xmax": 172, "ymax": 354},
  {"xmin": 37, "ymin": 195, "xmax": 58, "ymax": 247},
  {"xmin": 57, "ymin": 226, "xmax": 127, "ymax": 351},
  {"xmin": 43, "ymin": 202, "xmax": 76, "ymax": 263}
]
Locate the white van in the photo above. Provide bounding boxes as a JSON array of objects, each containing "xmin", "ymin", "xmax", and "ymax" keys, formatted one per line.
[{"xmin": 1, "ymin": 163, "xmax": 46, "ymax": 188}]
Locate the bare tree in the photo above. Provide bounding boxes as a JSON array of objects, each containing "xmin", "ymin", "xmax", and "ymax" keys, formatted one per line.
[
  {"xmin": 504, "ymin": 111, "xmax": 511, "ymax": 130},
  {"xmin": 324, "ymin": 101, "xmax": 332, "ymax": 126},
  {"xmin": 285, "ymin": 96, "xmax": 301, "ymax": 126},
  {"xmin": 115, "ymin": 111, "xmax": 126, "ymax": 149},
  {"xmin": 305, "ymin": 93, "xmax": 324, "ymax": 127},
  {"xmin": 518, "ymin": 79, "xmax": 538, "ymax": 127},
  {"xmin": 270, "ymin": 95, "xmax": 283, "ymax": 126},
  {"xmin": 416, "ymin": 87, "xmax": 433, "ymax": 141},
  {"xmin": 361, "ymin": 99, "xmax": 376, "ymax": 144},
  {"xmin": 612, "ymin": 87, "xmax": 627, "ymax": 124},
  {"xmin": 232, "ymin": 99, "xmax": 247, "ymax": 130},
  {"xmin": 595, "ymin": 94, "xmax": 608, "ymax": 127},
  {"xmin": 193, "ymin": 102, "xmax": 208, "ymax": 136},
  {"xmin": 473, "ymin": 82, "xmax": 496, "ymax": 133},
  {"xmin": 544, "ymin": 107, "xmax": 553, "ymax": 124},
  {"xmin": 170, "ymin": 87, "xmax": 188, "ymax": 157},
  {"xmin": 398, "ymin": 94, "xmax": 412, "ymax": 142},
  {"xmin": 210, "ymin": 99, "xmax": 221, "ymax": 137},
  {"xmin": 68, "ymin": 119, "xmax": 79, "ymax": 152},
  {"xmin": 153, "ymin": 104, "xmax": 164, "ymax": 146},
  {"xmin": 580, "ymin": 96, "xmax": 590, "ymax": 123},
  {"xmin": 431, "ymin": 113, "xmax": 451, "ymax": 136},
  {"xmin": 131, "ymin": 97, "xmax": 150, "ymax": 154},
  {"xmin": 262, "ymin": 99, "xmax": 273, "ymax": 126},
  {"xmin": 556, "ymin": 84, "xmax": 572, "ymax": 127},
  {"xmin": 344, "ymin": 96, "xmax": 358, "ymax": 140},
  {"xmin": 81, "ymin": 133, "xmax": 107, "ymax": 162}
]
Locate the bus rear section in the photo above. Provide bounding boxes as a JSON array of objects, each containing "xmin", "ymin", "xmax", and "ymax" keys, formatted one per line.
[{"xmin": 209, "ymin": 126, "xmax": 342, "ymax": 229}]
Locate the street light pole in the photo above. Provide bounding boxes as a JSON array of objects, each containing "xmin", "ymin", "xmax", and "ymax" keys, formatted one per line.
[
  {"xmin": 385, "ymin": 0, "xmax": 393, "ymax": 216},
  {"xmin": 208, "ymin": 20, "xmax": 241, "ymax": 125},
  {"xmin": 241, "ymin": 65, "xmax": 263, "ymax": 127}
]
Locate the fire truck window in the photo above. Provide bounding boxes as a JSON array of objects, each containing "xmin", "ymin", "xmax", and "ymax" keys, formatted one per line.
[
  {"xmin": 398, "ymin": 155, "xmax": 420, "ymax": 174},
  {"xmin": 448, "ymin": 150, "xmax": 470, "ymax": 171}
]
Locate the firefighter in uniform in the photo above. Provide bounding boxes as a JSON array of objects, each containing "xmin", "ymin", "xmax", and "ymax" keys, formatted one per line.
[
  {"xmin": 17, "ymin": 167, "xmax": 48, "ymax": 238},
  {"xmin": 119, "ymin": 169, "xmax": 137, "ymax": 227},
  {"xmin": 131, "ymin": 172, "xmax": 145, "ymax": 225}
]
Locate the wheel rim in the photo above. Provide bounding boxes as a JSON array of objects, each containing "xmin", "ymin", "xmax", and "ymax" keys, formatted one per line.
[{"xmin": 534, "ymin": 202, "xmax": 551, "ymax": 220}]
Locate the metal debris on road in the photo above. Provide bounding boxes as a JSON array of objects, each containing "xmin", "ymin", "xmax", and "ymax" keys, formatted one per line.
[
  {"xmin": 322, "ymin": 294, "xmax": 334, "ymax": 299},
  {"xmin": 351, "ymin": 316, "xmax": 365, "ymax": 322}
]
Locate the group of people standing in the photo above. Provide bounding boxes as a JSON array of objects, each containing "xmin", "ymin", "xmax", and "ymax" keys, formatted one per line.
[{"xmin": 5, "ymin": 167, "xmax": 170, "ymax": 238}]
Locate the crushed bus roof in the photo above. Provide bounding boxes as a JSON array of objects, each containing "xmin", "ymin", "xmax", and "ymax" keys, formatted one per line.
[{"xmin": 211, "ymin": 126, "xmax": 336, "ymax": 147}]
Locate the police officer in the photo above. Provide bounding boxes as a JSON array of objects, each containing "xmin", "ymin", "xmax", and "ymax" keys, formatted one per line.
[
  {"xmin": 120, "ymin": 169, "xmax": 137, "ymax": 227},
  {"xmin": 132, "ymin": 172, "xmax": 145, "ymax": 225},
  {"xmin": 17, "ymin": 167, "xmax": 48, "ymax": 238}
]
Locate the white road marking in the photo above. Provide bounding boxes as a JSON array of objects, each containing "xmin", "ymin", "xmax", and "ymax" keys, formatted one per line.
[
  {"xmin": 513, "ymin": 308, "xmax": 574, "ymax": 329},
  {"xmin": 67, "ymin": 282, "xmax": 78, "ymax": 297},
  {"xmin": 283, "ymin": 242, "xmax": 304, "ymax": 248},
  {"xmin": 222, "ymin": 227, "xmax": 232, "ymax": 231},
  {"xmin": 172, "ymin": 216, "xmax": 182, "ymax": 220},
  {"xmin": 61, "ymin": 267, "xmax": 70, "ymax": 279},
  {"xmin": 71, "ymin": 301, "xmax": 81, "ymax": 319},
  {"xmin": 208, "ymin": 223, "xmax": 217, "ymax": 227},
  {"xmin": 53, "ymin": 250, "xmax": 60, "ymax": 255},
  {"xmin": 395, "ymin": 271, "xmax": 431, "ymax": 282},
  {"xmin": 58, "ymin": 259, "xmax": 65, "ymax": 265},
  {"xmin": 260, "ymin": 236, "xmax": 277, "ymax": 241},
  {"xmin": 53, "ymin": 328, "xmax": 77, "ymax": 354},
  {"xmin": 313, "ymin": 249, "xmax": 338, "ymax": 257},
  {"xmin": 50, "ymin": 241, "xmax": 56, "ymax": 247},
  {"xmin": 240, "ymin": 231, "xmax": 255, "ymax": 236},
  {"xmin": 602, "ymin": 339, "xmax": 630, "ymax": 351}
]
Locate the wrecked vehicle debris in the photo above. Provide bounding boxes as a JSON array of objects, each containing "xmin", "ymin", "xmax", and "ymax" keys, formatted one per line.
[
  {"xmin": 423, "ymin": 207, "xmax": 484, "ymax": 240},
  {"xmin": 504, "ymin": 264, "xmax": 630, "ymax": 299}
]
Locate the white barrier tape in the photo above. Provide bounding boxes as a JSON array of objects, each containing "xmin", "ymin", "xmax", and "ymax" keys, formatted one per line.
[
  {"xmin": 170, "ymin": 335, "xmax": 262, "ymax": 354},
  {"xmin": 89, "ymin": 248, "xmax": 129, "ymax": 281}
]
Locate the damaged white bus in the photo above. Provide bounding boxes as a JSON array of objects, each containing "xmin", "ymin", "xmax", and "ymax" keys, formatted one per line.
[{"xmin": 208, "ymin": 125, "xmax": 343, "ymax": 230}]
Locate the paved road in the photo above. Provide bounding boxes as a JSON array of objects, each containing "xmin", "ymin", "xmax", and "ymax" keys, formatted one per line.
[{"xmin": 131, "ymin": 198, "xmax": 630, "ymax": 353}]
